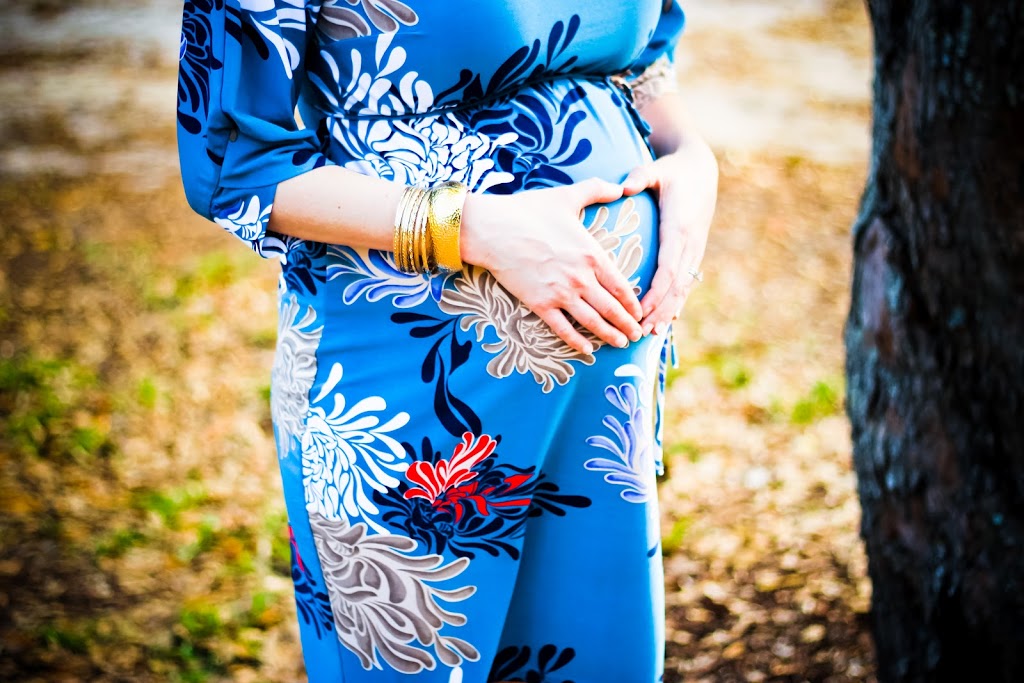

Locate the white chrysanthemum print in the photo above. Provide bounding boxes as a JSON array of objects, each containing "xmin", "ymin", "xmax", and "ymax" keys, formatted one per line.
[
  {"xmin": 584, "ymin": 341, "xmax": 666, "ymax": 502},
  {"xmin": 301, "ymin": 362, "xmax": 410, "ymax": 532},
  {"xmin": 437, "ymin": 198, "xmax": 646, "ymax": 393},
  {"xmin": 310, "ymin": 513, "xmax": 480, "ymax": 673},
  {"xmin": 354, "ymin": 115, "xmax": 516, "ymax": 190},
  {"xmin": 584, "ymin": 379, "xmax": 654, "ymax": 503},
  {"xmin": 313, "ymin": 31, "xmax": 427, "ymax": 118},
  {"xmin": 324, "ymin": 245, "xmax": 456, "ymax": 308},
  {"xmin": 240, "ymin": 0, "xmax": 306, "ymax": 78},
  {"xmin": 320, "ymin": 33, "xmax": 516, "ymax": 190},
  {"xmin": 271, "ymin": 294, "xmax": 323, "ymax": 458},
  {"xmin": 213, "ymin": 194, "xmax": 272, "ymax": 244}
]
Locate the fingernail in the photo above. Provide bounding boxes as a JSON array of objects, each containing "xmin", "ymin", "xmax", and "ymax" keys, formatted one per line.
[
  {"xmin": 654, "ymin": 322, "xmax": 666, "ymax": 336},
  {"xmin": 629, "ymin": 329, "xmax": 642, "ymax": 343},
  {"xmin": 582, "ymin": 342, "xmax": 594, "ymax": 355},
  {"xmin": 641, "ymin": 322, "xmax": 654, "ymax": 336}
]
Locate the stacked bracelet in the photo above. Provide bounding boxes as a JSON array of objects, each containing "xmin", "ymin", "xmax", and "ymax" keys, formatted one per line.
[{"xmin": 392, "ymin": 180, "xmax": 468, "ymax": 274}]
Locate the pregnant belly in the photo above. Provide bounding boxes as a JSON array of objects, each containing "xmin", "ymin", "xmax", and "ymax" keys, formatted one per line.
[{"xmin": 322, "ymin": 75, "xmax": 661, "ymax": 296}]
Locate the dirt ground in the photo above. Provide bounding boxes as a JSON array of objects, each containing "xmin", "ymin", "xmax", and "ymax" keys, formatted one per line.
[{"xmin": 0, "ymin": 1, "xmax": 877, "ymax": 681}]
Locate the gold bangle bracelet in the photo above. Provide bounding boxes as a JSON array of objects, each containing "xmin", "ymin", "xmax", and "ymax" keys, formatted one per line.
[
  {"xmin": 393, "ymin": 186, "xmax": 416, "ymax": 272},
  {"xmin": 393, "ymin": 185, "xmax": 426, "ymax": 274},
  {"xmin": 409, "ymin": 186, "xmax": 430, "ymax": 272},
  {"xmin": 401, "ymin": 187, "xmax": 417, "ymax": 272},
  {"xmin": 394, "ymin": 181, "xmax": 468, "ymax": 274},
  {"xmin": 417, "ymin": 190, "xmax": 434, "ymax": 272},
  {"xmin": 427, "ymin": 180, "xmax": 468, "ymax": 273}
]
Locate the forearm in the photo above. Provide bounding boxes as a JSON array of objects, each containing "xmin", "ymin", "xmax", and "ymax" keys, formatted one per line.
[
  {"xmin": 638, "ymin": 90, "xmax": 713, "ymax": 161},
  {"xmin": 267, "ymin": 165, "xmax": 406, "ymax": 250}
]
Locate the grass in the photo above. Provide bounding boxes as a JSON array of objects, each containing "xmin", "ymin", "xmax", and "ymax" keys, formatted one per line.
[
  {"xmin": 0, "ymin": 355, "xmax": 114, "ymax": 462},
  {"xmin": 39, "ymin": 622, "xmax": 92, "ymax": 656},
  {"xmin": 137, "ymin": 376, "xmax": 159, "ymax": 410},
  {"xmin": 130, "ymin": 483, "xmax": 208, "ymax": 530},
  {"xmin": 665, "ymin": 439, "xmax": 703, "ymax": 464},
  {"xmin": 94, "ymin": 527, "xmax": 149, "ymax": 558},
  {"xmin": 791, "ymin": 377, "xmax": 844, "ymax": 425},
  {"xmin": 662, "ymin": 516, "xmax": 692, "ymax": 554}
]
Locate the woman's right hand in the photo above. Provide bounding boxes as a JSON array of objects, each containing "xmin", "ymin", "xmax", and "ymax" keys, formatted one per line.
[{"xmin": 459, "ymin": 178, "xmax": 644, "ymax": 355}]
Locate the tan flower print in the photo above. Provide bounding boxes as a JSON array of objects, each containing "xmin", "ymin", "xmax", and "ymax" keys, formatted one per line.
[
  {"xmin": 317, "ymin": 0, "xmax": 418, "ymax": 41},
  {"xmin": 438, "ymin": 198, "xmax": 645, "ymax": 393},
  {"xmin": 309, "ymin": 512, "xmax": 481, "ymax": 673}
]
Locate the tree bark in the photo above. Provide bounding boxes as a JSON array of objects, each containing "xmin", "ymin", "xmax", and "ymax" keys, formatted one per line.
[{"xmin": 845, "ymin": 1, "xmax": 1024, "ymax": 681}]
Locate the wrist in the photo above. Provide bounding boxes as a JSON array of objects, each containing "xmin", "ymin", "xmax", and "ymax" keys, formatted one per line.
[{"xmin": 459, "ymin": 191, "xmax": 495, "ymax": 269}]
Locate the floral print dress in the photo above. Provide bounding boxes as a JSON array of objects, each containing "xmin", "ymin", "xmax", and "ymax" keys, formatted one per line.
[{"xmin": 176, "ymin": 1, "xmax": 685, "ymax": 681}]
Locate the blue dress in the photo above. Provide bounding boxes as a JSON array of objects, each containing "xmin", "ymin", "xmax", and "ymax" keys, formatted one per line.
[{"xmin": 176, "ymin": 1, "xmax": 685, "ymax": 681}]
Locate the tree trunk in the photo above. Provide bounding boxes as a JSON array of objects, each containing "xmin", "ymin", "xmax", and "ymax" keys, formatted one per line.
[{"xmin": 845, "ymin": 1, "xmax": 1024, "ymax": 681}]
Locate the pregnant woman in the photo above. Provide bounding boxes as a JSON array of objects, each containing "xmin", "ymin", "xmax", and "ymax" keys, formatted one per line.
[{"xmin": 177, "ymin": 1, "xmax": 717, "ymax": 681}]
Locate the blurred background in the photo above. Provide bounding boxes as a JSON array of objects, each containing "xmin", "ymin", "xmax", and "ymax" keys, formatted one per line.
[{"xmin": 0, "ymin": 0, "xmax": 875, "ymax": 681}]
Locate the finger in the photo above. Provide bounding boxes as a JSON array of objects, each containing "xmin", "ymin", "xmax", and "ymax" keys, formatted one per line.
[
  {"xmin": 639, "ymin": 266, "xmax": 673, "ymax": 331},
  {"xmin": 621, "ymin": 165, "xmax": 657, "ymax": 196},
  {"xmin": 536, "ymin": 306, "xmax": 594, "ymax": 355},
  {"xmin": 573, "ymin": 177, "xmax": 623, "ymax": 206},
  {"xmin": 593, "ymin": 254, "xmax": 643, "ymax": 322},
  {"xmin": 641, "ymin": 251, "xmax": 689, "ymax": 335},
  {"xmin": 565, "ymin": 298, "xmax": 630, "ymax": 349},
  {"xmin": 640, "ymin": 231, "xmax": 687, "ymax": 322},
  {"xmin": 644, "ymin": 256, "xmax": 701, "ymax": 334},
  {"xmin": 645, "ymin": 284, "xmax": 687, "ymax": 336},
  {"xmin": 583, "ymin": 279, "xmax": 643, "ymax": 342}
]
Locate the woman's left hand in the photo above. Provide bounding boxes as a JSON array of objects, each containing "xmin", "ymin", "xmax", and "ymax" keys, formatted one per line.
[{"xmin": 621, "ymin": 139, "xmax": 718, "ymax": 336}]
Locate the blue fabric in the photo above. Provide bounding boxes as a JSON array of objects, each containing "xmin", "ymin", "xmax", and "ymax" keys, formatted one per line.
[{"xmin": 177, "ymin": 2, "xmax": 684, "ymax": 681}]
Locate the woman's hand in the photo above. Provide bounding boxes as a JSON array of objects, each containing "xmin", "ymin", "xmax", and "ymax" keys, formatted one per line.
[
  {"xmin": 460, "ymin": 178, "xmax": 644, "ymax": 355},
  {"xmin": 621, "ymin": 138, "xmax": 718, "ymax": 336}
]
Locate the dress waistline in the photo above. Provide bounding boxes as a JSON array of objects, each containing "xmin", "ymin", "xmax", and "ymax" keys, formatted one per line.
[{"xmin": 322, "ymin": 70, "xmax": 638, "ymax": 123}]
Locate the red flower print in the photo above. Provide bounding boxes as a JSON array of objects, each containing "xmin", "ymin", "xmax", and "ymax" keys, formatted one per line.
[
  {"xmin": 404, "ymin": 432, "xmax": 502, "ymax": 515},
  {"xmin": 374, "ymin": 435, "xmax": 591, "ymax": 560},
  {"xmin": 443, "ymin": 474, "xmax": 533, "ymax": 521}
]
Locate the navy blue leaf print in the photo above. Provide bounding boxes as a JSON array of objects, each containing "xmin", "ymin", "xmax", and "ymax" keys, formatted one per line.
[
  {"xmin": 562, "ymin": 15, "xmax": 581, "ymax": 54},
  {"xmin": 392, "ymin": 312, "xmax": 483, "ymax": 436},
  {"xmin": 434, "ymin": 68, "xmax": 476, "ymax": 104},
  {"xmin": 475, "ymin": 85, "xmax": 594, "ymax": 194},
  {"xmin": 288, "ymin": 526, "xmax": 333, "ymax": 640},
  {"xmin": 546, "ymin": 22, "xmax": 563, "ymax": 64},
  {"xmin": 434, "ymin": 15, "xmax": 583, "ymax": 110},
  {"xmin": 292, "ymin": 148, "xmax": 329, "ymax": 168},
  {"xmin": 555, "ymin": 85, "xmax": 587, "ymax": 120},
  {"xmin": 489, "ymin": 644, "xmax": 577, "ymax": 683},
  {"xmin": 450, "ymin": 334, "xmax": 473, "ymax": 372},
  {"xmin": 177, "ymin": 0, "xmax": 224, "ymax": 135},
  {"xmin": 391, "ymin": 311, "xmax": 438, "ymax": 324},
  {"xmin": 491, "ymin": 43, "xmax": 537, "ymax": 94},
  {"xmin": 281, "ymin": 239, "xmax": 328, "ymax": 296},
  {"xmin": 421, "ymin": 337, "xmax": 441, "ymax": 383},
  {"xmin": 225, "ymin": 5, "xmax": 270, "ymax": 59}
]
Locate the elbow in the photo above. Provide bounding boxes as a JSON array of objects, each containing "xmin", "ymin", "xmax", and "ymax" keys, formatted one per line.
[
  {"xmin": 177, "ymin": 137, "xmax": 220, "ymax": 223},
  {"xmin": 181, "ymin": 179, "xmax": 215, "ymax": 222}
]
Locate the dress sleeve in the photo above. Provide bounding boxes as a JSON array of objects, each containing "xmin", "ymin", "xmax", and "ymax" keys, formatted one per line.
[{"xmin": 177, "ymin": 0, "xmax": 333, "ymax": 258}]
